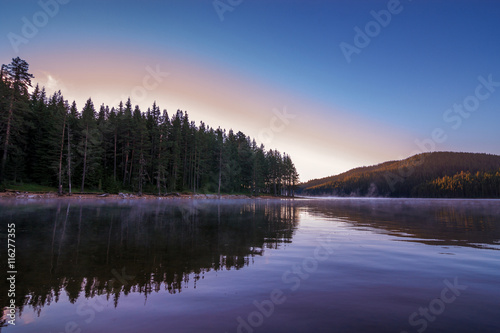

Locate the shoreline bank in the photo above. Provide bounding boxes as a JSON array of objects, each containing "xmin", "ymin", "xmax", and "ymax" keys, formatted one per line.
[{"xmin": 0, "ymin": 191, "xmax": 294, "ymax": 200}]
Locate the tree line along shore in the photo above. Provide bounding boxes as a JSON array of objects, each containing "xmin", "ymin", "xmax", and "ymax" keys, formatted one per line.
[{"xmin": 0, "ymin": 57, "xmax": 299, "ymax": 197}]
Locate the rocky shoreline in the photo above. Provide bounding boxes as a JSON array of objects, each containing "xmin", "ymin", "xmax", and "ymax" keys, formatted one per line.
[{"xmin": 0, "ymin": 191, "xmax": 289, "ymax": 200}]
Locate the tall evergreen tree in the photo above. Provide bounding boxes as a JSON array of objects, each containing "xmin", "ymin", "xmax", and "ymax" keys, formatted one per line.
[
  {"xmin": 79, "ymin": 98, "xmax": 101, "ymax": 192},
  {"xmin": 66, "ymin": 101, "xmax": 79, "ymax": 195},
  {"xmin": 0, "ymin": 57, "xmax": 34, "ymax": 181},
  {"xmin": 121, "ymin": 99, "xmax": 133, "ymax": 186}
]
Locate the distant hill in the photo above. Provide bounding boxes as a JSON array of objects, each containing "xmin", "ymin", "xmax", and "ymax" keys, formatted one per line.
[{"xmin": 299, "ymin": 152, "xmax": 500, "ymax": 198}]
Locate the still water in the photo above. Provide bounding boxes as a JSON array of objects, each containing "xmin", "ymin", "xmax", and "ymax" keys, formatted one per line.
[{"xmin": 1, "ymin": 198, "xmax": 499, "ymax": 333}]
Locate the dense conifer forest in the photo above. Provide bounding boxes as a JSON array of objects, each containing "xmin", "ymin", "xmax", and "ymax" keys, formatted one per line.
[
  {"xmin": 0, "ymin": 57, "xmax": 298, "ymax": 195},
  {"xmin": 299, "ymin": 152, "xmax": 500, "ymax": 198},
  {"xmin": 2, "ymin": 57, "xmax": 498, "ymax": 199}
]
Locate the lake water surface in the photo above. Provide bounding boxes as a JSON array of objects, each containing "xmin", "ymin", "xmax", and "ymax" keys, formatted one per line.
[{"xmin": 1, "ymin": 198, "xmax": 499, "ymax": 332}]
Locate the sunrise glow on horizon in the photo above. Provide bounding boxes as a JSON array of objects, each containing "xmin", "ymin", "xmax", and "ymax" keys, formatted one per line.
[{"xmin": 1, "ymin": 0, "xmax": 499, "ymax": 182}]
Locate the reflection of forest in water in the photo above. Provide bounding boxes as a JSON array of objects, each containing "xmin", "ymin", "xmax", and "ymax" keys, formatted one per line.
[
  {"xmin": 0, "ymin": 200, "xmax": 299, "ymax": 314},
  {"xmin": 302, "ymin": 199, "xmax": 500, "ymax": 248},
  {"xmin": 1, "ymin": 198, "xmax": 498, "ymax": 320}
]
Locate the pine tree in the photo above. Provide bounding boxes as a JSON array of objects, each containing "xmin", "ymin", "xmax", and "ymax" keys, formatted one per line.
[
  {"xmin": 131, "ymin": 105, "xmax": 149, "ymax": 194},
  {"xmin": 169, "ymin": 110, "xmax": 183, "ymax": 191},
  {"xmin": 55, "ymin": 93, "xmax": 69, "ymax": 194},
  {"xmin": 0, "ymin": 57, "xmax": 34, "ymax": 181},
  {"xmin": 65, "ymin": 101, "xmax": 79, "ymax": 195},
  {"xmin": 155, "ymin": 109, "xmax": 170, "ymax": 195},
  {"xmin": 223, "ymin": 130, "xmax": 241, "ymax": 193},
  {"xmin": 252, "ymin": 143, "xmax": 267, "ymax": 195},
  {"xmin": 79, "ymin": 98, "xmax": 101, "ymax": 192},
  {"xmin": 107, "ymin": 107, "xmax": 119, "ymax": 183},
  {"xmin": 216, "ymin": 127, "xmax": 224, "ymax": 196},
  {"xmin": 121, "ymin": 99, "xmax": 133, "ymax": 186}
]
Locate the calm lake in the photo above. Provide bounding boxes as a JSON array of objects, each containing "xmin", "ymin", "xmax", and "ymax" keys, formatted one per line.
[{"xmin": 1, "ymin": 198, "xmax": 499, "ymax": 333}]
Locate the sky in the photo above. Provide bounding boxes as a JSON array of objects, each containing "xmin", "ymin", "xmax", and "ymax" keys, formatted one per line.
[{"xmin": 1, "ymin": 0, "xmax": 499, "ymax": 182}]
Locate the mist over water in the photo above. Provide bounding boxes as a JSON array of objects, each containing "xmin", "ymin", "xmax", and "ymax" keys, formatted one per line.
[{"xmin": 1, "ymin": 198, "xmax": 499, "ymax": 332}]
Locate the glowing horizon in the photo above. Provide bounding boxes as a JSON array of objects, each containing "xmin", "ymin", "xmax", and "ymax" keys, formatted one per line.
[
  {"xmin": 28, "ymin": 48, "xmax": 418, "ymax": 182},
  {"xmin": 2, "ymin": 0, "xmax": 499, "ymax": 182}
]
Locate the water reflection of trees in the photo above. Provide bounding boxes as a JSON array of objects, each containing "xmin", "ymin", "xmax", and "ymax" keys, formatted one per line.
[
  {"xmin": 302, "ymin": 199, "xmax": 500, "ymax": 248},
  {"xmin": 0, "ymin": 199, "xmax": 299, "ymax": 315}
]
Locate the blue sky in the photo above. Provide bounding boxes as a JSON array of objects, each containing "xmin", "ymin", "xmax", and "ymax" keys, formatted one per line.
[{"xmin": 1, "ymin": 0, "xmax": 499, "ymax": 181}]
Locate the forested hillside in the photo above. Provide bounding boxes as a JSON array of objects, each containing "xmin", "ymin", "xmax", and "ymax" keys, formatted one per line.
[
  {"xmin": 0, "ymin": 57, "xmax": 298, "ymax": 195},
  {"xmin": 299, "ymin": 152, "xmax": 500, "ymax": 198}
]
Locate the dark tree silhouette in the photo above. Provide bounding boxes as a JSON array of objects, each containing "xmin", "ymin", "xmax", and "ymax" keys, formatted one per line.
[
  {"xmin": 0, "ymin": 58, "xmax": 299, "ymax": 196},
  {"xmin": 0, "ymin": 57, "xmax": 34, "ymax": 181}
]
